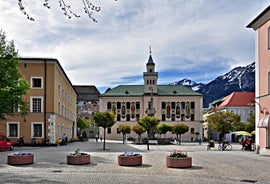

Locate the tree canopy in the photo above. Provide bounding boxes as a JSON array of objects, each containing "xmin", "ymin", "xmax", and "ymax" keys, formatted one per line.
[
  {"xmin": 208, "ymin": 111, "xmax": 241, "ymax": 139},
  {"xmin": 77, "ymin": 117, "xmax": 90, "ymax": 130},
  {"xmin": 118, "ymin": 124, "xmax": 131, "ymax": 144},
  {"xmin": 0, "ymin": 30, "xmax": 29, "ymax": 120},
  {"xmin": 132, "ymin": 123, "xmax": 146, "ymax": 144},
  {"xmin": 92, "ymin": 111, "xmax": 116, "ymax": 150},
  {"xmin": 172, "ymin": 123, "xmax": 189, "ymax": 145},
  {"xmin": 138, "ymin": 115, "xmax": 160, "ymax": 150},
  {"xmin": 156, "ymin": 123, "xmax": 173, "ymax": 138}
]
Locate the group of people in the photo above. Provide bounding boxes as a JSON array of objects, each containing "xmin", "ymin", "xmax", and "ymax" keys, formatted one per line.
[
  {"xmin": 58, "ymin": 133, "xmax": 68, "ymax": 146},
  {"xmin": 240, "ymin": 137, "xmax": 253, "ymax": 151}
]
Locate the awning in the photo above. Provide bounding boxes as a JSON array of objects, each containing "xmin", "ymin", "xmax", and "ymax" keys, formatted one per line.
[{"xmin": 258, "ymin": 115, "xmax": 270, "ymax": 128}]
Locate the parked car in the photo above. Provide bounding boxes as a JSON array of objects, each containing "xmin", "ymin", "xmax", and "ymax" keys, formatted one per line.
[{"xmin": 0, "ymin": 132, "xmax": 14, "ymax": 150}]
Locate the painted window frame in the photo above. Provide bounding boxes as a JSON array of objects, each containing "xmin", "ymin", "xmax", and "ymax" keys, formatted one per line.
[
  {"xmin": 31, "ymin": 122, "xmax": 44, "ymax": 138},
  {"xmin": 31, "ymin": 77, "xmax": 43, "ymax": 89},
  {"xmin": 7, "ymin": 122, "xmax": 20, "ymax": 138}
]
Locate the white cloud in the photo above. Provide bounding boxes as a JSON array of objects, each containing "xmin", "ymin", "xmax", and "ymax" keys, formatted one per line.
[{"xmin": 0, "ymin": 0, "xmax": 268, "ymax": 90}]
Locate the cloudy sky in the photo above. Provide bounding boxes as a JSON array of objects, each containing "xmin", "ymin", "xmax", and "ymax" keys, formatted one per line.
[{"xmin": 0, "ymin": 1, "xmax": 269, "ymax": 92}]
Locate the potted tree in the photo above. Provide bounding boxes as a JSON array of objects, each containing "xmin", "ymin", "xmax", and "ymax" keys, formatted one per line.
[
  {"xmin": 166, "ymin": 150, "xmax": 192, "ymax": 168},
  {"xmin": 67, "ymin": 149, "xmax": 90, "ymax": 165},
  {"xmin": 118, "ymin": 152, "xmax": 142, "ymax": 166}
]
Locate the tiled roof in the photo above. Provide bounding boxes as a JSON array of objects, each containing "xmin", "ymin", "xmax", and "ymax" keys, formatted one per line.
[
  {"xmin": 218, "ymin": 92, "xmax": 255, "ymax": 108},
  {"xmin": 100, "ymin": 85, "xmax": 203, "ymax": 97},
  {"xmin": 74, "ymin": 85, "xmax": 100, "ymax": 101}
]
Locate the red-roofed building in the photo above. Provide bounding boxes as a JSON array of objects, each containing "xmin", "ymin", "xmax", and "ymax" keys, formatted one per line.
[{"xmin": 203, "ymin": 92, "xmax": 255, "ymax": 141}]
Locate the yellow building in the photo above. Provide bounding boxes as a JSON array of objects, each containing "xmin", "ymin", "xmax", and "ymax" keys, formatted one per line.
[
  {"xmin": 99, "ymin": 52, "xmax": 204, "ymax": 141},
  {"xmin": 0, "ymin": 58, "xmax": 77, "ymax": 145}
]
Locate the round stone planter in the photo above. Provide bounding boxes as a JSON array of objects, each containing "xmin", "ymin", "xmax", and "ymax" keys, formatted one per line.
[
  {"xmin": 166, "ymin": 156, "xmax": 192, "ymax": 168},
  {"xmin": 67, "ymin": 153, "xmax": 90, "ymax": 165},
  {"xmin": 7, "ymin": 153, "xmax": 34, "ymax": 165},
  {"xmin": 118, "ymin": 155, "xmax": 142, "ymax": 166}
]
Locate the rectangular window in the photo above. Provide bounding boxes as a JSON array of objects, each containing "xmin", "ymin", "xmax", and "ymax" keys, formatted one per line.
[
  {"xmin": 191, "ymin": 114, "xmax": 195, "ymax": 121},
  {"xmin": 191, "ymin": 102, "xmax": 195, "ymax": 109},
  {"xmin": 126, "ymin": 114, "xmax": 130, "ymax": 121},
  {"xmin": 31, "ymin": 77, "xmax": 43, "ymax": 88},
  {"xmin": 31, "ymin": 97, "xmax": 43, "ymax": 112},
  {"xmin": 136, "ymin": 102, "xmax": 140, "ymax": 109},
  {"xmin": 162, "ymin": 114, "xmax": 166, "ymax": 121},
  {"xmin": 171, "ymin": 102, "xmax": 175, "ymax": 109},
  {"xmin": 161, "ymin": 102, "xmax": 166, "ymax": 109},
  {"xmin": 107, "ymin": 128, "xmax": 111, "ymax": 134},
  {"xmin": 126, "ymin": 102, "xmax": 130, "ymax": 109},
  {"xmin": 117, "ymin": 114, "xmax": 121, "ymax": 121},
  {"xmin": 171, "ymin": 114, "xmax": 175, "ymax": 121},
  {"xmin": 181, "ymin": 114, "xmax": 185, "ymax": 121},
  {"xmin": 7, "ymin": 123, "xmax": 19, "ymax": 137},
  {"xmin": 107, "ymin": 102, "xmax": 112, "ymax": 109},
  {"xmin": 117, "ymin": 102, "xmax": 121, "ymax": 109},
  {"xmin": 32, "ymin": 122, "xmax": 43, "ymax": 138},
  {"xmin": 181, "ymin": 102, "xmax": 185, "ymax": 109}
]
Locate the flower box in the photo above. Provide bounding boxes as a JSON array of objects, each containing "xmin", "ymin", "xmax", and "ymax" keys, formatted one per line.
[
  {"xmin": 166, "ymin": 156, "xmax": 192, "ymax": 168},
  {"xmin": 7, "ymin": 152, "xmax": 34, "ymax": 165},
  {"xmin": 67, "ymin": 153, "xmax": 90, "ymax": 165},
  {"xmin": 118, "ymin": 152, "xmax": 142, "ymax": 166}
]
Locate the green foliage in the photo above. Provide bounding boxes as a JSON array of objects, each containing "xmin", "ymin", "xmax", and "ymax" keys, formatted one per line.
[
  {"xmin": 118, "ymin": 124, "xmax": 131, "ymax": 144},
  {"xmin": 92, "ymin": 111, "xmax": 116, "ymax": 150},
  {"xmin": 93, "ymin": 111, "xmax": 116, "ymax": 129},
  {"xmin": 138, "ymin": 116, "xmax": 160, "ymax": 133},
  {"xmin": 0, "ymin": 30, "xmax": 29, "ymax": 120},
  {"xmin": 118, "ymin": 124, "xmax": 131, "ymax": 135},
  {"xmin": 157, "ymin": 123, "xmax": 173, "ymax": 138},
  {"xmin": 208, "ymin": 111, "xmax": 240, "ymax": 137},
  {"xmin": 172, "ymin": 123, "xmax": 189, "ymax": 135},
  {"xmin": 246, "ymin": 113, "xmax": 255, "ymax": 133},
  {"xmin": 232, "ymin": 121, "xmax": 247, "ymax": 131},
  {"xmin": 138, "ymin": 116, "xmax": 160, "ymax": 150},
  {"xmin": 132, "ymin": 124, "xmax": 146, "ymax": 136},
  {"xmin": 172, "ymin": 123, "xmax": 189, "ymax": 145},
  {"xmin": 77, "ymin": 117, "xmax": 90, "ymax": 130}
]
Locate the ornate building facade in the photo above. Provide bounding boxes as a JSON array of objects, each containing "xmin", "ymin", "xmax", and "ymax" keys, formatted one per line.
[{"xmin": 99, "ymin": 52, "xmax": 204, "ymax": 141}]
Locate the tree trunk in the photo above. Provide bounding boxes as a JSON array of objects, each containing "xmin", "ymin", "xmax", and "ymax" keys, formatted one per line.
[
  {"xmin": 103, "ymin": 128, "xmax": 106, "ymax": 150},
  {"xmin": 122, "ymin": 134, "xmax": 125, "ymax": 144},
  {"xmin": 147, "ymin": 131, "xmax": 150, "ymax": 151}
]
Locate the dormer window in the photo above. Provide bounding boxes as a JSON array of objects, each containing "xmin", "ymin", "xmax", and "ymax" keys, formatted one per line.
[
  {"xmin": 125, "ymin": 90, "xmax": 129, "ymax": 94},
  {"xmin": 173, "ymin": 90, "xmax": 177, "ymax": 94}
]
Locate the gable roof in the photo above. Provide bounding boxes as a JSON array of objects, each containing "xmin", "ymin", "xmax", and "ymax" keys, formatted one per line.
[
  {"xmin": 217, "ymin": 92, "xmax": 255, "ymax": 108},
  {"xmin": 100, "ymin": 85, "xmax": 203, "ymax": 97},
  {"xmin": 74, "ymin": 85, "xmax": 100, "ymax": 101},
  {"xmin": 247, "ymin": 6, "xmax": 270, "ymax": 30}
]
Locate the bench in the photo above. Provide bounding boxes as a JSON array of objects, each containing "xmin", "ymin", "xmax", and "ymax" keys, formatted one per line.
[{"xmin": 148, "ymin": 140, "xmax": 158, "ymax": 145}]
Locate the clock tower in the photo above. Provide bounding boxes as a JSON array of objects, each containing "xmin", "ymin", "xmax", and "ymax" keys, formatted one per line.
[{"xmin": 143, "ymin": 48, "xmax": 158, "ymax": 94}]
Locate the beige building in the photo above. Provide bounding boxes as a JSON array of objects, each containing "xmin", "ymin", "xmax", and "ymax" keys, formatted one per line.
[
  {"xmin": 0, "ymin": 58, "xmax": 77, "ymax": 145},
  {"xmin": 99, "ymin": 53, "xmax": 203, "ymax": 141}
]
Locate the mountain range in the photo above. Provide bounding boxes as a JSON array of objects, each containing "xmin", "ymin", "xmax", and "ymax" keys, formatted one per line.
[{"xmin": 172, "ymin": 62, "xmax": 255, "ymax": 107}]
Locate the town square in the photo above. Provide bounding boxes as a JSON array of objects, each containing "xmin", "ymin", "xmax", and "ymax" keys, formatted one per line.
[{"xmin": 1, "ymin": 140, "xmax": 270, "ymax": 184}]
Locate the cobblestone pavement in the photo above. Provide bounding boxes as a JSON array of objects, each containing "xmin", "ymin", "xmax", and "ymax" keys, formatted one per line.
[{"xmin": 0, "ymin": 140, "xmax": 269, "ymax": 184}]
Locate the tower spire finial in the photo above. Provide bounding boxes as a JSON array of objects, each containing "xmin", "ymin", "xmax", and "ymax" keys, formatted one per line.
[{"xmin": 149, "ymin": 46, "xmax": 152, "ymax": 55}]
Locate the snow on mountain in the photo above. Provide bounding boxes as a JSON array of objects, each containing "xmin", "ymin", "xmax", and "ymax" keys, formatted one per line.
[{"xmin": 172, "ymin": 62, "xmax": 255, "ymax": 107}]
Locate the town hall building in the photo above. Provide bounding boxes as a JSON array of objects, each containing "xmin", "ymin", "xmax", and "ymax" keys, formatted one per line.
[{"xmin": 99, "ymin": 51, "xmax": 204, "ymax": 141}]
